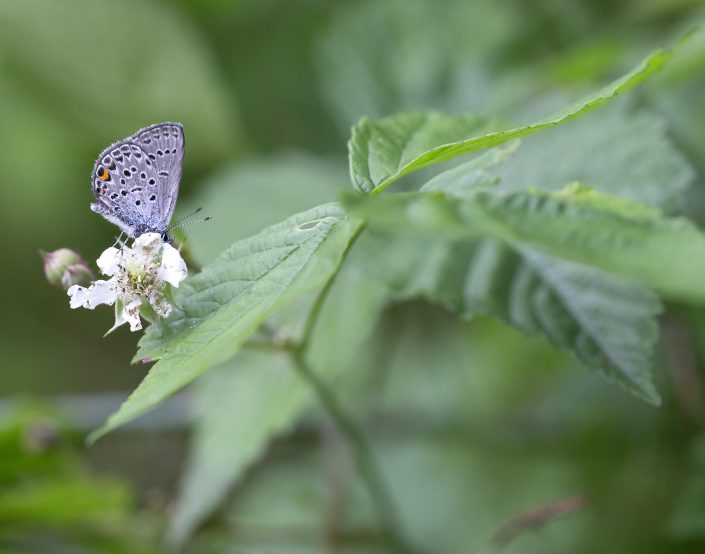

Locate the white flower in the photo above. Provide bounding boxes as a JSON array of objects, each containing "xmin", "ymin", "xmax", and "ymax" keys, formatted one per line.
[{"xmin": 67, "ymin": 233, "xmax": 187, "ymax": 333}]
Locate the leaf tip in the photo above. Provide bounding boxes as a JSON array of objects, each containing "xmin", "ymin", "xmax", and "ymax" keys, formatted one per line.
[
  {"xmin": 85, "ymin": 426, "xmax": 108, "ymax": 447},
  {"xmin": 635, "ymin": 382, "xmax": 661, "ymax": 407}
]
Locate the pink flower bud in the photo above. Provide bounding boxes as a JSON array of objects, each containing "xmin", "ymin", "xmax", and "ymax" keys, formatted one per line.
[{"xmin": 42, "ymin": 248, "xmax": 94, "ymax": 290}]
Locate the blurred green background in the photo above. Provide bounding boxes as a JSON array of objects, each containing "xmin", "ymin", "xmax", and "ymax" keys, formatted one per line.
[{"xmin": 2, "ymin": 0, "xmax": 705, "ymax": 552}]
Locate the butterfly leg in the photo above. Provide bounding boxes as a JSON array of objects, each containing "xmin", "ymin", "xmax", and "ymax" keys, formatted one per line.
[{"xmin": 112, "ymin": 231, "xmax": 126, "ymax": 248}]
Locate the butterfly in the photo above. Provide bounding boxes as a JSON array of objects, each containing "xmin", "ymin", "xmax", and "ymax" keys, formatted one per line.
[{"xmin": 90, "ymin": 122, "xmax": 184, "ymax": 242}]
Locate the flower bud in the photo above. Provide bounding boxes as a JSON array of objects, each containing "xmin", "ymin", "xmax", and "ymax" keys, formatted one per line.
[
  {"xmin": 42, "ymin": 249, "xmax": 94, "ymax": 290},
  {"xmin": 61, "ymin": 263, "xmax": 95, "ymax": 290},
  {"xmin": 22, "ymin": 419, "xmax": 61, "ymax": 454}
]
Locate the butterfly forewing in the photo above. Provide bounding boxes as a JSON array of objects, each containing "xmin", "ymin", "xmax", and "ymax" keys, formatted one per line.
[
  {"xmin": 133, "ymin": 123, "xmax": 184, "ymax": 231},
  {"xmin": 90, "ymin": 122, "xmax": 185, "ymax": 237}
]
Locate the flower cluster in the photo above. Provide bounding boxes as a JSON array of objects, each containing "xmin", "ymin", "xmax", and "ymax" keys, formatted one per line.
[{"xmin": 67, "ymin": 233, "xmax": 187, "ymax": 333}]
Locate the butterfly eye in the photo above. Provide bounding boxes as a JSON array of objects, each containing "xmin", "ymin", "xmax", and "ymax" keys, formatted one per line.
[{"xmin": 97, "ymin": 166, "xmax": 110, "ymax": 181}]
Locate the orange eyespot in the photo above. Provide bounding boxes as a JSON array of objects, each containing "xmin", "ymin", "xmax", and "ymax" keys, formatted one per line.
[{"xmin": 97, "ymin": 166, "xmax": 110, "ymax": 181}]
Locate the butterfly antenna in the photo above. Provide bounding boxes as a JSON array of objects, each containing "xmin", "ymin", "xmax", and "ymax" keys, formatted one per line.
[
  {"xmin": 168, "ymin": 210, "xmax": 212, "ymax": 233},
  {"xmin": 168, "ymin": 207, "xmax": 203, "ymax": 230},
  {"xmin": 170, "ymin": 216, "xmax": 212, "ymax": 231}
]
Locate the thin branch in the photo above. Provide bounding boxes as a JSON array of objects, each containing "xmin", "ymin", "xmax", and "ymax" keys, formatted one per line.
[
  {"xmin": 664, "ymin": 314, "xmax": 703, "ymax": 425},
  {"xmin": 288, "ymin": 347, "xmax": 414, "ymax": 554},
  {"xmin": 483, "ymin": 495, "xmax": 587, "ymax": 554}
]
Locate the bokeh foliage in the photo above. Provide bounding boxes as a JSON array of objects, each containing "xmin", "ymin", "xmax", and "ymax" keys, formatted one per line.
[{"xmin": 3, "ymin": 0, "xmax": 705, "ymax": 553}]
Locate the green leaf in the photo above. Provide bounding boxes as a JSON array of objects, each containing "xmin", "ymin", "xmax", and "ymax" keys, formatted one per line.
[
  {"xmin": 463, "ymin": 242, "xmax": 661, "ymax": 403},
  {"xmin": 419, "ymin": 141, "xmax": 519, "ymax": 196},
  {"xmin": 345, "ymin": 186, "xmax": 705, "ymax": 303},
  {"xmin": 349, "ymin": 43, "xmax": 677, "ymax": 194},
  {"xmin": 89, "ymin": 204, "xmax": 362, "ymax": 443},
  {"xmin": 346, "ymin": 126, "xmax": 665, "ymax": 403},
  {"xmin": 494, "ymin": 105, "xmax": 695, "ymax": 210},
  {"xmin": 336, "ymin": 231, "xmax": 660, "ymax": 403},
  {"xmin": 349, "ymin": 112, "xmax": 492, "ymax": 194},
  {"xmin": 167, "ymin": 350, "xmax": 311, "ymax": 547}
]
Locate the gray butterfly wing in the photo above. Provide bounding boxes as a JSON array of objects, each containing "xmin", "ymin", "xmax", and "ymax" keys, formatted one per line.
[
  {"xmin": 132, "ymin": 123, "xmax": 184, "ymax": 232},
  {"xmin": 90, "ymin": 139, "xmax": 163, "ymax": 237}
]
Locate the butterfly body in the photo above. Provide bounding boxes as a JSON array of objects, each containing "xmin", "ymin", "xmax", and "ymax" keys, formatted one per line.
[{"xmin": 90, "ymin": 122, "xmax": 184, "ymax": 240}]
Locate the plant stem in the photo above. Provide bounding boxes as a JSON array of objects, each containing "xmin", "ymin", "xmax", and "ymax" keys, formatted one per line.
[
  {"xmin": 482, "ymin": 496, "xmax": 587, "ymax": 554},
  {"xmin": 288, "ymin": 347, "xmax": 413, "ymax": 554},
  {"xmin": 298, "ymin": 221, "xmax": 366, "ymax": 354},
  {"xmin": 268, "ymin": 219, "xmax": 412, "ymax": 551}
]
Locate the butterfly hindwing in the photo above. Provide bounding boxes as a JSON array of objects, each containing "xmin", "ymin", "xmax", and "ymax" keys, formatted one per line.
[
  {"xmin": 90, "ymin": 140, "xmax": 162, "ymax": 236},
  {"xmin": 133, "ymin": 123, "xmax": 184, "ymax": 231}
]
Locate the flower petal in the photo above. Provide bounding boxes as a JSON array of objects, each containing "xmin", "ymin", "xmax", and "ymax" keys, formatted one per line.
[
  {"xmin": 133, "ymin": 233, "xmax": 162, "ymax": 261},
  {"xmin": 67, "ymin": 285, "xmax": 90, "ymax": 309},
  {"xmin": 158, "ymin": 243, "xmax": 188, "ymax": 287},
  {"xmin": 88, "ymin": 280, "xmax": 120, "ymax": 307},
  {"xmin": 96, "ymin": 247, "xmax": 121, "ymax": 276},
  {"xmin": 67, "ymin": 280, "xmax": 118, "ymax": 309},
  {"xmin": 149, "ymin": 289, "xmax": 172, "ymax": 318},
  {"xmin": 122, "ymin": 298, "xmax": 143, "ymax": 332}
]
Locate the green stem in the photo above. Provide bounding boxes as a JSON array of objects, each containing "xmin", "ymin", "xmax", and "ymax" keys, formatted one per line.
[
  {"xmin": 248, "ymin": 220, "xmax": 414, "ymax": 551},
  {"xmin": 241, "ymin": 339, "xmax": 282, "ymax": 352},
  {"xmin": 288, "ymin": 347, "xmax": 412, "ymax": 554},
  {"xmin": 298, "ymin": 221, "xmax": 366, "ymax": 354}
]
